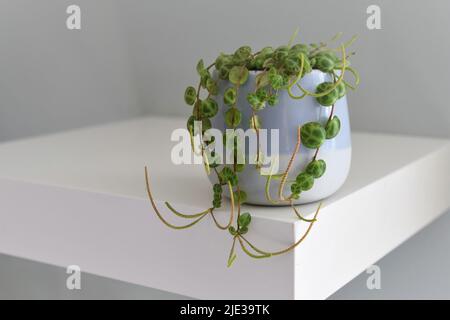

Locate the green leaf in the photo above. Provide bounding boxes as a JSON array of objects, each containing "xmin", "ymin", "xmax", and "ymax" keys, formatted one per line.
[
  {"xmin": 263, "ymin": 58, "xmax": 274, "ymax": 69},
  {"xmin": 319, "ymin": 51, "xmax": 339, "ymax": 63},
  {"xmin": 218, "ymin": 64, "xmax": 232, "ymax": 80},
  {"xmin": 213, "ymin": 183, "xmax": 222, "ymax": 194},
  {"xmin": 225, "ymin": 108, "xmax": 242, "ymax": 127},
  {"xmin": 269, "ymin": 73, "xmax": 284, "ymax": 89},
  {"xmin": 220, "ymin": 167, "xmax": 238, "ymax": 186},
  {"xmin": 184, "ymin": 86, "xmax": 196, "ymax": 105},
  {"xmin": 268, "ymin": 67, "xmax": 277, "ymax": 77},
  {"xmin": 201, "ymin": 98, "xmax": 219, "ymax": 118},
  {"xmin": 247, "ymin": 93, "xmax": 265, "ymax": 110},
  {"xmin": 290, "ymin": 44, "xmax": 309, "ymax": 54},
  {"xmin": 336, "ymin": 81, "xmax": 346, "ymax": 98},
  {"xmin": 192, "ymin": 99, "xmax": 201, "ymax": 116},
  {"xmin": 188, "ymin": 115, "xmax": 211, "ymax": 135},
  {"xmin": 215, "ymin": 53, "xmax": 232, "ymax": 70},
  {"xmin": 274, "ymin": 46, "xmax": 289, "ymax": 62},
  {"xmin": 284, "ymin": 58, "xmax": 300, "ymax": 74},
  {"xmin": 301, "ymin": 55, "xmax": 312, "ymax": 75},
  {"xmin": 238, "ymin": 212, "xmax": 251, "ymax": 228},
  {"xmin": 233, "ymin": 190, "xmax": 247, "ymax": 204},
  {"xmin": 196, "ymin": 59, "xmax": 207, "ymax": 77},
  {"xmin": 301, "ymin": 122, "xmax": 326, "ymax": 149},
  {"xmin": 186, "ymin": 115, "xmax": 195, "ymax": 133},
  {"xmin": 256, "ymin": 88, "xmax": 268, "ymax": 101},
  {"xmin": 295, "ymin": 172, "xmax": 314, "ymax": 191},
  {"xmin": 315, "ymin": 56, "xmax": 335, "ymax": 72},
  {"xmin": 212, "ymin": 198, "xmax": 222, "ymax": 208},
  {"xmin": 247, "ymin": 93, "xmax": 259, "ymax": 106},
  {"xmin": 228, "ymin": 226, "xmax": 237, "ymax": 236},
  {"xmin": 206, "ymin": 78, "xmax": 218, "ymax": 95},
  {"xmin": 234, "ymin": 46, "xmax": 252, "ymax": 60},
  {"xmin": 249, "ymin": 57, "xmax": 264, "ymax": 70},
  {"xmin": 200, "ymin": 72, "xmax": 211, "ymax": 88},
  {"xmin": 223, "ymin": 87, "xmax": 237, "ymax": 106},
  {"xmin": 255, "ymin": 72, "xmax": 270, "ymax": 88},
  {"xmin": 239, "ymin": 226, "xmax": 248, "ymax": 235},
  {"xmin": 260, "ymin": 46, "xmax": 274, "ymax": 57},
  {"xmin": 291, "ymin": 182, "xmax": 302, "ymax": 195},
  {"xmin": 325, "ymin": 116, "xmax": 341, "ymax": 139},
  {"xmin": 291, "ymin": 193, "xmax": 300, "ymax": 200},
  {"xmin": 316, "ymin": 82, "xmax": 339, "ymax": 106},
  {"xmin": 229, "ymin": 66, "xmax": 249, "ymax": 85},
  {"xmin": 305, "ymin": 159, "xmax": 327, "ymax": 178},
  {"xmin": 201, "ymin": 118, "xmax": 212, "ymax": 133},
  {"xmin": 267, "ymin": 94, "xmax": 279, "ymax": 106}
]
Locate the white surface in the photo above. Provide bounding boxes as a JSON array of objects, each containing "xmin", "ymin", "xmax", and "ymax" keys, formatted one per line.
[{"xmin": 0, "ymin": 116, "xmax": 449, "ymax": 299}]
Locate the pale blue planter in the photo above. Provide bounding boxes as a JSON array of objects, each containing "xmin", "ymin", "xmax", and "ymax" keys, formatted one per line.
[{"xmin": 209, "ymin": 70, "xmax": 351, "ymax": 205}]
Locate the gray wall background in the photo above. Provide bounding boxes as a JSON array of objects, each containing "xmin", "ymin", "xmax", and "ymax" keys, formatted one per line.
[
  {"xmin": 0, "ymin": 0, "xmax": 449, "ymax": 299},
  {"xmin": 1, "ymin": 0, "xmax": 450, "ymax": 141}
]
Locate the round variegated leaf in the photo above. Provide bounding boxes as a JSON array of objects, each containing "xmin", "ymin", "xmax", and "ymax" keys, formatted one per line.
[
  {"xmin": 225, "ymin": 108, "xmax": 242, "ymax": 128},
  {"xmin": 325, "ymin": 116, "xmax": 341, "ymax": 139},
  {"xmin": 229, "ymin": 66, "xmax": 249, "ymax": 85},
  {"xmin": 184, "ymin": 86, "xmax": 196, "ymax": 105},
  {"xmin": 305, "ymin": 159, "xmax": 327, "ymax": 178},
  {"xmin": 301, "ymin": 122, "xmax": 326, "ymax": 149}
]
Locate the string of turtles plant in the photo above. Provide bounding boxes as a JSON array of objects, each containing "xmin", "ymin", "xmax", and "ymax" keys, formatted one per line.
[{"xmin": 145, "ymin": 30, "xmax": 359, "ymax": 267}]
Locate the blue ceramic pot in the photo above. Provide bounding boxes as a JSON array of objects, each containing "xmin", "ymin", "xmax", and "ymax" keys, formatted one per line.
[{"xmin": 209, "ymin": 70, "xmax": 351, "ymax": 205}]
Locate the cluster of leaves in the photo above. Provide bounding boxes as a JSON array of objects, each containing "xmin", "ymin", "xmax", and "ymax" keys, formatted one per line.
[
  {"xmin": 228, "ymin": 212, "xmax": 251, "ymax": 236},
  {"xmin": 149, "ymin": 31, "xmax": 359, "ymax": 267},
  {"xmin": 291, "ymin": 159, "xmax": 326, "ymax": 199}
]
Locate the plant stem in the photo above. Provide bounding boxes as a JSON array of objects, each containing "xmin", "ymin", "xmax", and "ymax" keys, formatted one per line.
[
  {"xmin": 312, "ymin": 147, "xmax": 320, "ymax": 161},
  {"xmin": 296, "ymin": 44, "xmax": 347, "ymax": 97},
  {"xmin": 239, "ymin": 202, "xmax": 321, "ymax": 257},
  {"xmin": 278, "ymin": 126, "xmax": 301, "ymax": 201},
  {"xmin": 289, "ymin": 199, "xmax": 317, "ymax": 222},
  {"xmin": 227, "ymin": 236, "xmax": 238, "ymax": 267},
  {"xmin": 165, "ymin": 202, "xmax": 212, "ymax": 219},
  {"xmin": 144, "ymin": 167, "xmax": 209, "ymax": 229},
  {"xmin": 237, "ymin": 236, "xmax": 271, "ymax": 259},
  {"xmin": 210, "ymin": 181, "xmax": 235, "ymax": 230}
]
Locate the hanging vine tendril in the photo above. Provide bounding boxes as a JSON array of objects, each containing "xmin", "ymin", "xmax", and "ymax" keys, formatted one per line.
[{"xmin": 145, "ymin": 31, "xmax": 359, "ymax": 266}]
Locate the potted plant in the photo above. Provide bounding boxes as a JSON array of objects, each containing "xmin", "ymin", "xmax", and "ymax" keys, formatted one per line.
[{"xmin": 145, "ymin": 31, "xmax": 359, "ymax": 266}]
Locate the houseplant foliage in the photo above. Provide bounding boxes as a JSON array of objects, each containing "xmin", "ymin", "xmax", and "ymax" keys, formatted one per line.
[{"xmin": 145, "ymin": 30, "xmax": 359, "ymax": 266}]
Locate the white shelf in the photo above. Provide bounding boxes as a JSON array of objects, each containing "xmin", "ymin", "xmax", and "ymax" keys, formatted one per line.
[{"xmin": 0, "ymin": 116, "xmax": 449, "ymax": 299}]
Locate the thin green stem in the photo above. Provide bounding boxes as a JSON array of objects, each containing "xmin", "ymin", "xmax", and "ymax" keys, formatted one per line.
[
  {"xmin": 145, "ymin": 167, "xmax": 209, "ymax": 229},
  {"xmin": 278, "ymin": 126, "xmax": 301, "ymax": 201},
  {"xmin": 264, "ymin": 159, "xmax": 285, "ymax": 205},
  {"xmin": 237, "ymin": 236, "xmax": 271, "ymax": 259},
  {"xmin": 238, "ymin": 202, "xmax": 321, "ymax": 256},
  {"xmin": 287, "ymin": 27, "xmax": 300, "ymax": 48},
  {"xmin": 227, "ymin": 236, "xmax": 238, "ymax": 267},
  {"xmin": 210, "ymin": 181, "xmax": 235, "ymax": 230},
  {"xmin": 290, "ymin": 200, "xmax": 317, "ymax": 222},
  {"xmin": 296, "ymin": 44, "xmax": 347, "ymax": 97},
  {"xmin": 165, "ymin": 202, "xmax": 212, "ymax": 219},
  {"xmin": 345, "ymin": 66, "xmax": 360, "ymax": 88},
  {"xmin": 287, "ymin": 54, "xmax": 307, "ymax": 100}
]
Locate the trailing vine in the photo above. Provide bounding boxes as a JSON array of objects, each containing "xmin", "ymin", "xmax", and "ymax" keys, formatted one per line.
[{"xmin": 145, "ymin": 31, "xmax": 359, "ymax": 266}]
